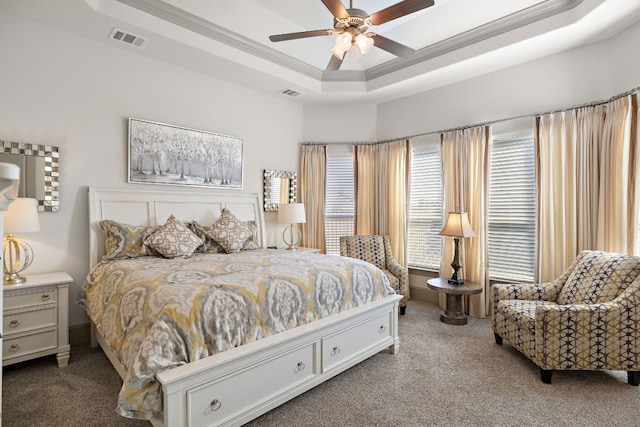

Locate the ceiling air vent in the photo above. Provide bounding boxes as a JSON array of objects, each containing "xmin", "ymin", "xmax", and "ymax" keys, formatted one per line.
[
  {"xmin": 279, "ymin": 88, "xmax": 302, "ymax": 98},
  {"xmin": 109, "ymin": 28, "xmax": 147, "ymax": 47}
]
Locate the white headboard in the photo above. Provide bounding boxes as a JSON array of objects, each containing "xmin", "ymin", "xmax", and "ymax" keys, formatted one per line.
[{"xmin": 88, "ymin": 187, "xmax": 266, "ymax": 268}]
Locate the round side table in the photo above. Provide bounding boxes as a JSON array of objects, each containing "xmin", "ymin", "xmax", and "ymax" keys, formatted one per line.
[{"xmin": 426, "ymin": 278, "xmax": 483, "ymax": 325}]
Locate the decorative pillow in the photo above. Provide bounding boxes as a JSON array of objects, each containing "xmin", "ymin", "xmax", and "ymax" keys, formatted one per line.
[
  {"xmin": 206, "ymin": 208, "xmax": 252, "ymax": 254},
  {"xmin": 100, "ymin": 220, "xmax": 157, "ymax": 260},
  {"xmin": 145, "ymin": 215, "xmax": 203, "ymax": 259},
  {"xmin": 187, "ymin": 221, "xmax": 226, "ymax": 254},
  {"xmin": 242, "ymin": 220, "xmax": 260, "ymax": 250},
  {"xmin": 558, "ymin": 250, "xmax": 640, "ymax": 304}
]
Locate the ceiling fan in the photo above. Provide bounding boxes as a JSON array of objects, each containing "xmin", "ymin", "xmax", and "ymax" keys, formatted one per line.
[{"xmin": 269, "ymin": 0, "xmax": 435, "ymax": 71}]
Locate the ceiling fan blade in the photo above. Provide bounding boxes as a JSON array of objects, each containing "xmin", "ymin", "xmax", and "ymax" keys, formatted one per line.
[
  {"xmin": 370, "ymin": 34, "xmax": 415, "ymax": 57},
  {"xmin": 269, "ymin": 29, "xmax": 334, "ymax": 42},
  {"xmin": 369, "ymin": 0, "xmax": 434, "ymax": 26},
  {"xmin": 321, "ymin": 0, "xmax": 349, "ymax": 20},
  {"xmin": 326, "ymin": 53, "xmax": 345, "ymax": 71}
]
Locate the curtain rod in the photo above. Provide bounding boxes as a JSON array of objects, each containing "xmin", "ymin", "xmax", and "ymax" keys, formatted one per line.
[{"xmin": 301, "ymin": 86, "xmax": 639, "ymax": 146}]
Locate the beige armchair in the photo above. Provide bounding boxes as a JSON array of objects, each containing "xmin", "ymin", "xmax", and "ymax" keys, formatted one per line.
[
  {"xmin": 340, "ymin": 235, "xmax": 409, "ymax": 315},
  {"xmin": 492, "ymin": 250, "xmax": 640, "ymax": 385}
]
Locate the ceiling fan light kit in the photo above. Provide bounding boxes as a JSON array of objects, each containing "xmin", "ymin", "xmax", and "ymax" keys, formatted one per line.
[{"xmin": 269, "ymin": 0, "xmax": 435, "ymax": 71}]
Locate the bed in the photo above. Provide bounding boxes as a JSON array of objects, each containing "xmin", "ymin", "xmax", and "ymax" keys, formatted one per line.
[{"xmin": 82, "ymin": 186, "xmax": 402, "ymax": 427}]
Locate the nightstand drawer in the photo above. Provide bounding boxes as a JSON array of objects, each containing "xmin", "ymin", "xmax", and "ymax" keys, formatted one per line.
[
  {"xmin": 3, "ymin": 329, "xmax": 57, "ymax": 361},
  {"xmin": 4, "ymin": 288, "xmax": 57, "ymax": 310},
  {"xmin": 4, "ymin": 306, "xmax": 57, "ymax": 336}
]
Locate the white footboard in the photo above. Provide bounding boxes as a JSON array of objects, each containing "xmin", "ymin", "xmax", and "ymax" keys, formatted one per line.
[{"xmin": 153, "ymin": 295, "xmax": 401, "ymax": 427}]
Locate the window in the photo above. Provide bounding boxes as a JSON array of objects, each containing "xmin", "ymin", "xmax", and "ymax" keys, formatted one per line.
[
  {"xmin": 325, "ymin": 148, "xmax": 354, "ymax": 255},
  {"xmin": 487, "ymin": 136, "xmax": 536, "ymax": 282},
  {"xmin": 407, "ymin": 137, "xmax": 443, "ymax": 270}
]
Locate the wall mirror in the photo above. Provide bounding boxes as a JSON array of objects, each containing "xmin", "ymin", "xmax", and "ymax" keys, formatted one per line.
[
  {"xmin": 0, "ymin": 141, "xmax": 60, "ymax": 211},
  {"xmin": 263, "ymin": 169, "xmax": 297, "ymax": 212}
]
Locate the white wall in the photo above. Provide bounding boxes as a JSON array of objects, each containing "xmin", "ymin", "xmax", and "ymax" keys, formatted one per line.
[
  {"xmin": 302, "ymin": 103, "xmax": 377, "ymax": 143},
  {"xmin": 0, "ymin": 13, "xmax": 303, "ymax": 326}
]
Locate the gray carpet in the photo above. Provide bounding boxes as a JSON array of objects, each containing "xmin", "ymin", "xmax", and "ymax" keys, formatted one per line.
[{"xmin": 3, "ymin": 300, "xmax": 638, "ymax": 426}]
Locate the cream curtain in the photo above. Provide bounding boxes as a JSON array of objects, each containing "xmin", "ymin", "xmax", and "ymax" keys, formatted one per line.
[
  {"xmin": 298, "ymin": 144, "xmax": 326, "ymax": 253},
  {"xmin": 535, "ymin": 94, "xmax": 637, "ymax": 282},
  {"xmin": 354, "ymin": 140, "xmax": 410, "ymax": 266},
  {"xmin": 440, "ymin": 126, "xmax": 490, "ymax": 317}
]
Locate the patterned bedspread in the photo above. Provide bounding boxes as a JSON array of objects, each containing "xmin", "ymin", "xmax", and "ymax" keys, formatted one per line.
[{"xmin": 79, "ymin": 249, "xmax": 395, "ymax": 422}]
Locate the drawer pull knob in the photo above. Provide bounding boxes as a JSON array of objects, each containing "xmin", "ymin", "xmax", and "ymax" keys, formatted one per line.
[
  {"xmin": 209, "ymin": 399, "xmax": 222, "ymax": 412},
  {"xmin": 379, "ymin": 325, "xmax": 387, "ymax": 333},
  {"xmin": 41, "ymin": 294, "xmax": 51, "ymax": 301},
  {"xmin": 9, "ymin": 343, "xmax": 20, "ymax": 353},
  {"xmin": 331, "ymin": 346, "xmax": 340, "ymax": 356},
  {"xmin": 295, "ymin": 361, "xmax": 306, "ymax": 372},
  {"xmin": 8, "ymin": 320, "xmax": 19, "ymax": 328}
]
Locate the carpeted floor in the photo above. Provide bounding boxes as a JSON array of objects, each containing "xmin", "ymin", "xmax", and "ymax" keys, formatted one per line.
[{"xmin": 3, "ymin": 300, "xmax": 638, "ymax": 426}]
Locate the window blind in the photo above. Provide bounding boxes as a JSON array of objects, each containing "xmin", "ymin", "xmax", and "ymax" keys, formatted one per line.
[
  {"xmin": 487, "ymin": 137, "xmax": 536, "ymax": 282},
  {"xmin": 325, "ymin": 154, "xmax": 354, "ymax": 255},
  {"xmin": 407, "ymin": 145, "xmax": 443, "ymax": 270}
]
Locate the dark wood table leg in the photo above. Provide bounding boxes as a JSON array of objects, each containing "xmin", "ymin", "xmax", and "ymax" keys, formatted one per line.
[{"xmin": 441, "ymin": 293, "xmax": 467, "ymax": 325}]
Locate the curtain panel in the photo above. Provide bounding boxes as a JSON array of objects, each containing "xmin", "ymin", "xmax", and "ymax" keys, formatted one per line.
[
  {"xmin": 354, "ymin": 140, "xmax": 410, "ymax": 266},
  {"xmin": 439, "ymin": 126, "xmax": 490, "ymax": 317},
  {"xmin": 535, "ymin": 94, "xmax": 638, "ymax": 282},
  {"xmin": 299, "ymin": 144, "xmax": 327, "ymax": 253}
]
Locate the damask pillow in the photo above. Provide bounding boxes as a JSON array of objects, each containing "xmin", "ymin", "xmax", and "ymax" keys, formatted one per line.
[
  {"xmin": 100, "ymin": 220, "xmax": 157, "ymax": 260},
  {"xmin": 187, "ymin": 221, "xmax": 226, "ymax": 254},
  {"xmin": 145, "ymin": 215, "xmax": 203, "ymax": 259},
  {"xmin": 242, "ymin": 220, "xmax": 260, "ymax": 250},
  {"xmin": 206, "ymin": 208, "xmax": 252, "ymax": 254}
]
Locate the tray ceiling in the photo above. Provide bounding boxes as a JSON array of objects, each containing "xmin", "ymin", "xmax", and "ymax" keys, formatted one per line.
[{"xmin": 2, "ymin": 0, "xmax": 640, "ymax": 104}]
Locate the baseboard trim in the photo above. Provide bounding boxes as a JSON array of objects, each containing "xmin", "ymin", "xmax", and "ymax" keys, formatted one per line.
[{"xmin": 69, "ymin": 323, "xmax": 91, "ymax": 346}]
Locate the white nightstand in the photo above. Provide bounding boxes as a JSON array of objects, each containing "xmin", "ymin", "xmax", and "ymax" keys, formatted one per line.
[{"xmin": 3, "ymin": 272, "xmax": 72, "ymax": 367}]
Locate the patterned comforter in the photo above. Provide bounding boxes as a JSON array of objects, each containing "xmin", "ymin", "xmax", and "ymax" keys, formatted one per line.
[{"xmin": 79, "ymin": 249, "xmax": 395, "ymax": 422}]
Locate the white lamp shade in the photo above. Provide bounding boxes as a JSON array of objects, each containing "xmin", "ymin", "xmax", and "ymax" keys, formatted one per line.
[
  {"xmin": 331, "ymin": 45, "xmax": 346, "ymax": 59},
  {"xmin": 4, "ymin": 198, "xmax": 40, "ymax": 233},
  {"xmin": 278, "ymin": 203, "xmax": 306, "ymax": 224},
  {"xmin": 335, "ymin": 32, "xmax": 352, "ymax": 51},
  {"xmin": 355, "ymin": 34, "xmax": 374, "ymax": 54},
  {"xmin": 439, "ymin": 212, "xmax": 475, "ymax": 238}
]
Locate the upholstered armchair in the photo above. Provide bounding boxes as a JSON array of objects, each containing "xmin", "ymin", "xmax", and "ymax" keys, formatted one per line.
[
  {"xmin": 492, "ymin": 250, "xmax": 640, "ymax": 386},
  {"xmin": 340, "ymin": 235, "xmax": 409, "ymax": 315}
]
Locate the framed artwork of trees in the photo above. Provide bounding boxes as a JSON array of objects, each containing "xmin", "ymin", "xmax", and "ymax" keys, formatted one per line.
[{"xmin": 128, "ymin": 118, "xmax": 243, "ymax": 189}]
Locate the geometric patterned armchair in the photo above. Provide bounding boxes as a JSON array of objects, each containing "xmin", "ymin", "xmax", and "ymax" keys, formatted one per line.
[
  {"xmin": 492, "ymin": 250, "xmax": 640, "ymax": 386},
  {"xmin": 340, "ymin": 235, "xmax": 409, "ymax": 315}
]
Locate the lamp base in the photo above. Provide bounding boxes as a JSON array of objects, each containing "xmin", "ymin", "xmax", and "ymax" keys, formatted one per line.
[
  {"xmin": 448, "ymin": 277, "xmax": 464, "ymax": 285},
  {"xmin": 282, "ymin": 224, "xmax": 301, "ymax": 251},
  {"xmin": 4, "ymin": 273, "xmax": 26, "ymax": 285}
]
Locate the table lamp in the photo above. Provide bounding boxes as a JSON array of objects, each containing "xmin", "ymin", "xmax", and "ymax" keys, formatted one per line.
[
  {"xmin": 3, "ymin": 197, "xmax": 40, "ymax": 284},
  {"xmin": 440, "ymin": 211, "xmax": 476, "ymax": 285},
  {"xmin": 277, "ymin": 203, "xmax": 306, "ymax": 250}
]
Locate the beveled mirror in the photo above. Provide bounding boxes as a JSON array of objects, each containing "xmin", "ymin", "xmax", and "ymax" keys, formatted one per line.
[
  {"xmin": 0, "ymin": 141, "xmax": 60, "ymax": 211},
  {"xmin": 263, "ymin": 169, "xmax": 297, "ymax": 212}
]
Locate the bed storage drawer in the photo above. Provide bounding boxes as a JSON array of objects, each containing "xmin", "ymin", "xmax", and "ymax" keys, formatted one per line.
[
  {"xmin": 321, "ymin": 311, "xmax": 392, "ymax": 373},
  {"xmin": 186, "ymin": 342, "xmax": 316, "ymax": 426}
]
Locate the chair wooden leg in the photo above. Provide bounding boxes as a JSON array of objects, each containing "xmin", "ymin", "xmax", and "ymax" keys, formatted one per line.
[
  {"xmin": 540, "ymin": 369, "xmax": 552, "ymax": 384},
  {"xmin": 494, "ymin": 333, "xmax": 503, "ymax": 345},
  {"xmin": 628, "ymin": 371, "xmax": 640, "ymax": 386}
]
